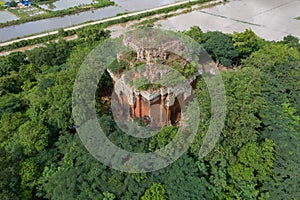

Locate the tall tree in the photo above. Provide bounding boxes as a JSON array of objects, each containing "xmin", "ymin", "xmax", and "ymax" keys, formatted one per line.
[
  {"xmin": 231, "ymin": 29, "xmax": 265, "ymax": 59},
  {"xmin": 141, "ymin": 183, "xmax": 168, "ymax": 200},
  {"xmin": 243, "ymin": 43, "xmax": 300, "ymax": 199},
  {"xmin": 202, "ymin": 31, "xmax": 239, "ymax": 67}
]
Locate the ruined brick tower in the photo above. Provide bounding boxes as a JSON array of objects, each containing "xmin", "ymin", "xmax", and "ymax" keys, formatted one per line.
[{"xmin": 108, "ymin": 35, "xmax": 198, "ymax": 127}]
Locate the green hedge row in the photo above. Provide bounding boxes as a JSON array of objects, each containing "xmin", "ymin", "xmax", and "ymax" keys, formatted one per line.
[{"xmin": 0, "ymin": 29, "xmax": 76, "ymax": 52}]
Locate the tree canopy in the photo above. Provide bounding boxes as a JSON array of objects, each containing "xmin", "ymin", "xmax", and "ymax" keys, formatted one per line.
[{"xmin": 0, "ymin": 25, "xmax": 299, "ymax": 199}]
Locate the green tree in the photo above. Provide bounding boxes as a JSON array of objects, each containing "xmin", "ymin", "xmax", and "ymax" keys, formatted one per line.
[
  {"xmin": 141, "ymin": 183, "xmax": 167, "ymax": 200},
  {"xmin": 0, "ymin": 146, "xmax": 21, "ymax": 200},
  {"xmin": 18, "ymin": 121, "xmax": 50, "ymax": 155},
  {"xmin": 231, "ymin": 29, "xmax": 265, "ymax": 59},
  {"xmin": 0, "ymin": 71, "xmax": 23, "ymax": 95},
  {"xmin": 149, "ymin": 126, "xmax": 177, "ymax": 151},
  {"xmin": 19, "ymin": 158, "xmax": 40, "ymax": 199},
  {"xmin": 0, "ymin": 94, "xmax": 25, "ymax": 118},
  {"xmin": 227, "ymin": 139, "xmax": 275, "ymax": 199},
  {"xmin": 0, "ymin": 52, "xmax": 27, "ymax": 77},
  {"xmin": 184, "ymin": 26, "xmax": 204, "ymax": 43},
  {"xmin": 103, "ymin": 191, "xmax": 116, "ymax": 200},
  {"xmin": 242, "ymin": 43, "xmax": 299, "ymax": 70},
  {"xmin": 202, "ymin": 31, "xmax": 239, "ymax": 67},
  {"xmin": 0, "ymin": 112, "xmax": 28, "ymax": 200},
  {"xmin": 27, "ymin": 40, "xmax": 73, "ymax": 67},
  {"xmin": 10, "ymin": 0, "xmax": 17, "ymax": 7},
  {"xmin": 77, "ymin": 26, "xmax": 110, "ymax": 43},
  {"xmin": 58, "ymin": 28, "xmax": 67, "ymax": 38},
  {"xmin": 281, "ymin": 35, "xmax": 300, "ymax": 50},
  {"xmin": 242, "ymin": 41, "xmax": 300, "ymax": 198},
  {"xmin": 190, "ymin": 67, "xmax": 273, "ymax": 199}
]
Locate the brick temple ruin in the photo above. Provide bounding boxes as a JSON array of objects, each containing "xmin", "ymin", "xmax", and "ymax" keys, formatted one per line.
[{"xmin": 108, "ymin": 35, "xmax": 200, "ymax": 127}]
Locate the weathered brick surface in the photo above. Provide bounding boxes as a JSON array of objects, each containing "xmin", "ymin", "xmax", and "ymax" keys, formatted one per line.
[{"xmin": 109, "ymin": 37, "xmax": 198, "ymax": 127}]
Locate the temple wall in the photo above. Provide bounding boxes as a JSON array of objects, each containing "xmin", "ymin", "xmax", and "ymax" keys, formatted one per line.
[{"xmin": 108, "ymin": 37, "xmax": 198, "ymax": 127}]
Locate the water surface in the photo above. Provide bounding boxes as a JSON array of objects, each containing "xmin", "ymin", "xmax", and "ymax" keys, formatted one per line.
[
  {"xmin": 0, "ymin": 10, "xmax": 19, "ymax": 23},
  {"xmin": 113, "ymin": 0, "xmax": 185, "ymax": 11},
  {"xmin": 0, "ymin": 0, "xmax": 187, "ymax": 42},
  {"xmin": 156, "ymin": 0, "xmax": 300, "ymax": 41},
  {"xmin": 0, "ymin": 6, "xmax": 125, "ymax": 42},
  {"xmin": 40, "ymin": 0, "xmax": 95, "ymax": 11}
]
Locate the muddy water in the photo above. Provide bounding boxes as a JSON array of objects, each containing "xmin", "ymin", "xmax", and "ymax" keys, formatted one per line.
[
  {"xmin": 113, "ymin": 0, "xmax": 185, "ymax": 11},
  {"xmin": 0, "ymin": 0, "xmax": 187, "ymax": 42},
  {"xmin": 0, "ymin": 10, "xmax": 19, "ymax": 23},
  {"xmin": 40, "ymin": 0, "xmax": 185, "ymax": 11},
  {"xmin": 156, "ymin": 0, "xmax": 300, "ymax": 41},
  {"xmin": 1, "ymin": 0, "xmax": 299, "ymax": 42},
  {"xmin": 40, "ymin": 0, "xmax": 95, "ymax": 11},
  {"xmin": 0, "ymin": 6, "xmax": 125, "ymax": 42}
]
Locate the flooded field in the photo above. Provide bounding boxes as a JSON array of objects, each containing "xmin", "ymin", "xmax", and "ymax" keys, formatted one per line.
[
  {"xmin": 0, "ymin": 0, "xmax": 186, "ymax": 42},
  {"xmin": 39, "ymin": 0, "xmax": 185, "ymax": 11},
  {"xmin": 156, "ymin": 0, "xmax": 300, "ymax": 40},
  {"xmin": 0, "ymin": 10, "xmax": 19, "ymax": 23},
  {"xmin": 1, "ymin": 0, "xmax": 299, "ymax": 42},
  {"xmin": 39, "ymin": 0, "xmax": 95, "ymax": 11},
  {"xmin": 0, "ymin": 6, "xmax": 125, "ymax": 42},
  {"xmin": 113, "ymin": 0, "xmax": 185, "ymax": 11}
]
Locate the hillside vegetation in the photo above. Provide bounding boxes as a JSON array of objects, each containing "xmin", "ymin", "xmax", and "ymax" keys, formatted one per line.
[{"xmin": 0, "ymin": 26, "xmax": 299, "ymax": 199}]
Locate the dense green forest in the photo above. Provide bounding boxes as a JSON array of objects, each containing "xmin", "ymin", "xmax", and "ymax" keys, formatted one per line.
[{"xmin": 0, "ymin": 26, "xmax": 299, "ymax": 199}]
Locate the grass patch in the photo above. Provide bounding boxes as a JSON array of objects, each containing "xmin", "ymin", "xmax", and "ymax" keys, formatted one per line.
[
  {"xmin": 8, "ymin": 8, "xmax": 30, "ymax": 18},
  {"xmin": 0, "ymin": 0, "xmax": 6, "ymax": 10},
  {"xmin": 36, "ymin": 0, "xmax": 58, "ymax": 5}
]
